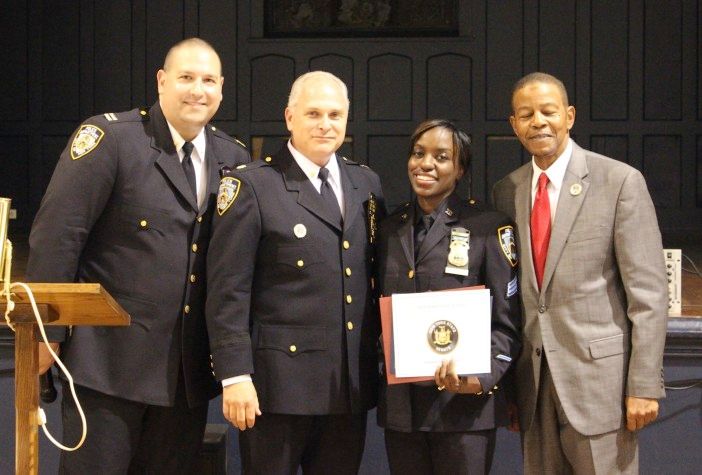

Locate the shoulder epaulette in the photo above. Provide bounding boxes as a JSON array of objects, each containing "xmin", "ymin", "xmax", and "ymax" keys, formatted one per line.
[
  {"xmin": 232, "ymin": 159, "xmax": 269, "ymax": 173},
  {"xmin": 208, "ymin": 126, "xmax": 248, "ymax": 150}
]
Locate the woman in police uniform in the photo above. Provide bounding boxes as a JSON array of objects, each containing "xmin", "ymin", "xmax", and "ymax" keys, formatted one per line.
[{"xmin": 377, "ymin": 119, "xmax": 522, "ymax": 474}]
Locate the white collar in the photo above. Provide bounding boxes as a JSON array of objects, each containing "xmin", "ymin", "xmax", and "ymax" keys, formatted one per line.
[
  {"xmin": 531, "ymin": 138, "xmax": 573, "ymax": 194},
  {"xmin": 287, "ymin": 140, "xmax": 341, "ymax": 187},
  {"xmin": 166, "ymin": 122, "xmax": 207, "ymax": 161}
]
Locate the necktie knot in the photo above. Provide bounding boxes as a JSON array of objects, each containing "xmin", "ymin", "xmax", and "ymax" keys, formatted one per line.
[
  {"xmin": 182, "ymin": 141, "xmax": 194, "ymax": 158},
  {"xmin": 537, "ymin": 172, "xmax": 549, "ymax": 191},
  {"xmin": 318, "ymin": 166, "xmax": 330, "ymax": 183},
  {"xmin": 422, "ymin": 215, "xmax": 434, "ymax": 232}
]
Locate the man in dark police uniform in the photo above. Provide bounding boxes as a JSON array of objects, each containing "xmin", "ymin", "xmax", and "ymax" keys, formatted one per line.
[
  {"xmin": 206, "ymin": 71, "xmax": 384, "ymax": 473},
  {"xmin": 27, "ymin": 38, "xmax": 249, "ymax": 473}
]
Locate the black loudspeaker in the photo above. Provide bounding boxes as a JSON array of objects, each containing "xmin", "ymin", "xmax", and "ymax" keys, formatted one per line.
[{"xmin": 191, "ymin": 423, "xmax": 228, "ymax": 475}]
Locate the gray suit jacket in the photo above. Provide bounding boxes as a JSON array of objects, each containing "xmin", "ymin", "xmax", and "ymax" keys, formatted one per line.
[{"xmin": 492, "ymin": 141, "xmax": 667, "ymax": 436}]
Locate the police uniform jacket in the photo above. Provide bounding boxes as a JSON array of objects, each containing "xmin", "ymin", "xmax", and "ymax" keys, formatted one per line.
[
  {"xmin": 377, "ymin": 193, "xmax": 521, "ymax": 432},
  {"xmin": 206, "ymin": 147, "xmax": 384, "ymax": 415},
  {"xmin": 26, "ymin": 102, "xmax": 250, "ymax": 407}
]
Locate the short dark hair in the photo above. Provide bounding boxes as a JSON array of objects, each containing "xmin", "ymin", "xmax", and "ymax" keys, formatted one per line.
[
  {"xmin": 409, "ymin": 119, "xmax": 471, "ymax": 179},
  {"xmin": 511, "ymin": 72, "xmax": 569, "ymax": 111}
]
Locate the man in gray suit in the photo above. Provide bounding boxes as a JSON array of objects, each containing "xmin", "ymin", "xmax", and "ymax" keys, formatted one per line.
[{"xmin": 492, "ymin": 72, "xmax": 668, "ymax": 474}]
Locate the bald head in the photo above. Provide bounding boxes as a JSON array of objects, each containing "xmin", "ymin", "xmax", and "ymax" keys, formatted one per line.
[{"xmin": 163, "ymin": 38, "xmax": 221, "ymax": 75}]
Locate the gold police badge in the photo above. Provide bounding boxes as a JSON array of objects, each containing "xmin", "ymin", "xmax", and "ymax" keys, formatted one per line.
[
  {"xmin": 498, "ymin": 226, "xmax": 518, "ymax": 267},
  {"xmin": 71, "ymin": 124, "xmax": 105, "ymax": 160},
  {"xmin": 427, "ymin": 320, "xmax": 459, "ymax": 354},
  {"xmin": 216, "ymin": 177, "xmax": 241, "ymax": 216}
]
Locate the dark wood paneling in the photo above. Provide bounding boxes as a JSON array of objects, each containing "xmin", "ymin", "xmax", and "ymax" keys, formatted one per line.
[
  {"xmin": 2, "ymin": 2, "xmax": 28, "ymax": 121},
  {"xmin": 368, "ymin": 135, "xmax": 410, "ymax": 209},
  {"xmin": 309, "ymin": 54, "xmax": 355, "ymax": 120},
  {"xmin": 591, "ymin": 0, "xmax": 628, "ymax": 120},
  {"xmin": 643, "ymin": 135, "xmax": 681, "ymax": 208},
  {"xmin": 367, "ymin": 54, "xmax": 412, "ymax": 121},
  {"xmin": 94, "ymin": 0, "xmax": 132, "ymax": 114},
  {"xmin": 590, "ymin": 135, "xmax": 629, "ymax": 163},
  {"xmin": 0, "ymin": 137, "xmax": 29, "ymax": 230},
  {"xmin": 486, "ymin": 136, "xmax": 525, "ymax": 199},
  {"xmin": 699, "ymin": 0, "xmax": 702, "ymax": 120},
  {"xmin": 485, "ymin": 0, "xmax": 522, "ymax": 121},
  {"xmin": 644, "ymin": 0, "xmax": 682, "ymax": 120},
  {"xmin": 42, "ymin": 0, "xmax": 80, "ymax": 121},
  {"xmin": 200, "ymin": 0, "xmax": 238, "ymax": 121},
  {"xmin": 250, "ymin": 55, "xmax": 295, "ymax": 122},
  {"xmin": 698, "ymin": 135, "xmax": 702, "ymax": 207},
  {"xmin": 427, "ymin": 54, "xmax": 472, "ymax": 121},
  {"xmin": 538, "ymin": 0, "xmax": 577, "ymax": 99},
  {"xmin": 145, "ymin": 1, "xmax": 184, "ymax": 105}
]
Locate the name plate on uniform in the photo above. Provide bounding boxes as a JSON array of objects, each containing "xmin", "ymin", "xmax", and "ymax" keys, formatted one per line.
[{"xmin": 391, "ymin": 288, "xmax": 491, "ymax": 377}]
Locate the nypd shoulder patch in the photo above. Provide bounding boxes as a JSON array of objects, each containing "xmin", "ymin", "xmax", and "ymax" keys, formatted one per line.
[
  {"xmin": 217, "ymin": 176, "xmax": 241, "ymax": 216},
  {"xmin": 71, "ymin": 124, "xmax": 105, "ymax": 160},
  {"xmin": 497, "ymin": 225, "xmax": 518, "ymax": 267}
]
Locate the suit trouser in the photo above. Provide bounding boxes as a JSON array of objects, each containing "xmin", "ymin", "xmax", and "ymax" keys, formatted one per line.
[
  {"xmin": 239, "ymin": 412, "xmax": 367, "ymax": 475},
  {"xmin": 522, "ymin": 358, "xmax": 638, "ymax": 474},
  {"xmin": 384, "ymin": 428, "xmax": 496, "ymax": 475},
  {"xmin": 58, "ymin": 376, "xmax": 208, "ymax": 475}
]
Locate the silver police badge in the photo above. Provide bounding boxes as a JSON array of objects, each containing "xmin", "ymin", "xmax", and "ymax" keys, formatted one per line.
[
  {"xmin": 427, "ymin": 320, "xmax": 459, "ymax": 354},
  {"xmin": 71, "ymin": 124, "xmax": 105, "ymax": 160},
  {"xmin": 216, "ymin": 177, "xmax": 241, "ymax": 216},
  {"xmin": 498, "ymin": 226, "xmax": 518, "ymax": 267},
  {"xmin": 445, "ymin": 227, "xmax": 470, "ymax": 276}
]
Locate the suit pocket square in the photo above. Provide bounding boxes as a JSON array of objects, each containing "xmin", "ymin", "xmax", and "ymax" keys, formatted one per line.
[{"xmin": 589, "ymin": 333, "xmax": 630, "ymax": 359}]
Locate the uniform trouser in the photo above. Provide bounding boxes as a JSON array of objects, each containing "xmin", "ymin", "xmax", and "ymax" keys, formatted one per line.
[
  {"xmin": 384, "ymin": 428, "xmax": 496, "ymax": 475},
  {"xmin": 522, "ymin": 359, "xmax": 638, "ymax": 474},
  {"xmin": 239, "ymin": 412, "xmax": 367, "ymax": 475},
  {"xmin": 58, "ymin": 376, "xmax": 208, "ymax": 475}
]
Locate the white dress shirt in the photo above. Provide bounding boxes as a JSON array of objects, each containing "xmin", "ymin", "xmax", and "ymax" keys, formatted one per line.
[
  {"xmin": 530, "ymin": 138, "xmax": 573, "ymax": 223},
  {"xmin": 166, "ymin": 122, "xmax": 208, "ymax": 208},
  {"xmin": 287, "ymin": 140, "xmax": 345, "ymax": 218}
]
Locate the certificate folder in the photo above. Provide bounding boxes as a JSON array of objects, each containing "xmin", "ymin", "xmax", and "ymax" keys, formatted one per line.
[{"xmin": 380, "ymin": 285, "xmax": 485, "ymax": 384}]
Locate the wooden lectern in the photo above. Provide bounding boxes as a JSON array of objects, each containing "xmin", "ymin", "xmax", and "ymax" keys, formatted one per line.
[{"xmin": 1, "ymin": 283, "xmax": 129, "ymax": 475}]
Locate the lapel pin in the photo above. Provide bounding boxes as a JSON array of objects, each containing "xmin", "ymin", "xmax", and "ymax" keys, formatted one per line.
[{"xmin": 570, "ymin": 183, "xmax": 582, "ymax": 196}]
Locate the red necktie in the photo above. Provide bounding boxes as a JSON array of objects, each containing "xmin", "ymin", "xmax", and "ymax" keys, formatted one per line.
[{"xmin": 531, "ymin": 173, "xmax": 551, "ymax": 289}]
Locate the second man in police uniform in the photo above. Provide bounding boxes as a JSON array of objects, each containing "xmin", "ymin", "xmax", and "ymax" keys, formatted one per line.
[{"xmin": 206, "ymin": 71, "xmax": 385, "ymax": 473}]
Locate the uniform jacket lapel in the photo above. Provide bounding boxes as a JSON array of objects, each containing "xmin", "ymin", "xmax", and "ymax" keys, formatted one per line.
[
  {"xmin": 339, "ymin": 157, "xmax": 360, "ymax": 232},
  {"xmin": 394, "ymin": 205, "xmax": 414, "ymax": 269},
  {"xmin": 513, "ymin": 164, "xmax": 538, "ymax": 292},
  {"xmin": 540, "ymin": 143, "xmax": 590, "ymax": 292},
  {"xmin": 278, "ymin": 148, "xmax": 343, "ymax": 231},
  {"xmin": 151, "ymin": 102, "xmax": 199, "ymax": 212},
  {"xmin": 204, "ymin": 126, "xmax": 228, "ymax": 214},
  {"xmin": 416, "ymin": 194, "xmax": 460, "ymax": 264}
]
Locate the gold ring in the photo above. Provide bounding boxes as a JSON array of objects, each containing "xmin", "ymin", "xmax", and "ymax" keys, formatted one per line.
[{"xmin": 437, "ymin": 385, "xmax": 445, "ymax": 391}]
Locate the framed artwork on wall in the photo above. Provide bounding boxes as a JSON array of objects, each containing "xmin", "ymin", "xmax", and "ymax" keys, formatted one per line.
[{"xmin": 264, "ymin": 0, "xmax": 458, "ymax": 37}]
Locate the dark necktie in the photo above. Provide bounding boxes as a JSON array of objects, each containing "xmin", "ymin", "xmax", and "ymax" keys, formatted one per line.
[
  {"xmin": 181, "ymin": 142, "xmax": 197, "ymax": 200},
  {"xmin": 318, "ymin": 167, "xmax": 342, "ymax": 226},
  {"xmin": 414, "ymin": 214, "xmax": 434, "ymax": 259},
  {"xmin": 531, "ymin": 172, "xmax": 551, "ymax": 289}
]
